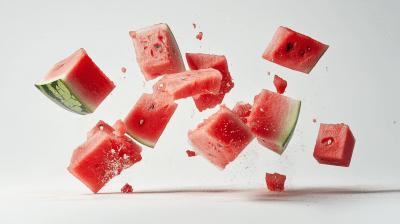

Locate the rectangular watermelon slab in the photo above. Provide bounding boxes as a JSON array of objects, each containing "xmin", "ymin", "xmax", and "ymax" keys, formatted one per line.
[
  {"xmin": 152, "ymin": 68, "xmax": 222, "ymax": 100},
  {"xmin": 188, "ymin": 105, "xmax": 254, "ymax": 170},
  {"xmin": 186, "ymin": 53, "xmax": 234, "ymax": 111},
  {"xmin": 68, "ymin": 120, "xmax": 142, "ymax": 194},
  {"xmin": 35, "ymin": 48, "xmax": 115, "ymax": 115},
  {"xmin": 262, "ymin": 26, "xmax": 329, "ymax": 74},
  {"xmin": 313, "ymin": 123, "xmax": 356, "ymax": 167},
  {"xmin": 124, "ymin": 92, "xmax": 178, "ymax": 148},
  {"xmin": 247, "ymin": 89, "xmax": 301, "ymax": 155},
  {"xmin": 130, "ymin": 23, "xmax": 186, "ymax": 81}
]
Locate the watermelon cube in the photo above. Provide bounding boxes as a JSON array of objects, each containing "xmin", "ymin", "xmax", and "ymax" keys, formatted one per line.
[
  {"xmin": 68, "ymin": 121, "xmax": 142, "ymax": 194},
  {"xmin": 186, "ymin": 53, "xmax": 234, "ymax": 111},
  {"xmin": 313, "ymin": 123, "xmax": 356, "ymax": 167},
  {"xmin": 273, "ymin": 75, "xmax": 287, "ymax": 94},
  {"xmin": 265, "ymin": 172, "xmax": 286, "ymax": 192},
  {"xmin": 262, "ymin": 26, "xmax": 329, "ymax": 74},
  {"xmin": 247, "ymin": 89, "xmax": 301, "ymax": 155},
  {"xmin": 124, "ymin": 92, "xmax": 178, "ymax": 148},
  {"xmin": 130, "ymin": 23, "xmax": 185, "ymax": 81},
  {"xmin": 121, "ymin": 183, "xmax": 133, "ymax": 193},
  {"xmin": 152, "ymin": 68, "xmax": 222, "ymax": 100},
  {"xmin": 232, "ymin": 101, "xmax": 252, "ymax": 124},
  {"xmin": 188, "ymin": 105, "xmax": 254, "ymax": 170},
  {"xmin": 186, "ymin": 150, "xmax": 196, "ymax": 157},
  {"xmin": 35, "ymin": 48, "xmax": 115, "ymax": 115}
]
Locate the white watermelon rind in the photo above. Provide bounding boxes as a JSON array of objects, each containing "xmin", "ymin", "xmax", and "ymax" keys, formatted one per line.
[
  {"xmin": 278, "ymin": 100, "xmax": 301, "ymax": 154},
  {"xmin": 126, "ymin": 130, "xmax": 156, "ymax": 148}
]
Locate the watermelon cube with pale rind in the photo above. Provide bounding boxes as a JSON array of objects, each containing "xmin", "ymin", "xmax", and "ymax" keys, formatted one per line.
[
  {"xmin": 232, "ymin": 101, "xmax": 252, "ymax": 124},
  {"xmin": 262, "ymin": 27, "xmax": 329, "ymax": 74},
  {"xmin": 130, "ymin": 23, "xmax": 185, "ymax": 81},
  {"xmin": 152, "ymin": 68, "xmax": 222, "ymax": 100},
  {"xmin": 35, "ymin": 48, "xmax": 115, "ymax": 115},
  {"xmin": 247, "ymin": 89, "xmax": 301, "ymax": 155},
  {"xmin": 273, "ymin": 75, "xmax": 287, "ymax": 94},
  {"xmin": 265, "ymin": 172, "xmax": 286, "ymax": 192},
  {"xmin": 113, "ymin": 119, "xmax": 127, "ymax": 137},
  {"xmin": 186, "ymin": 53, "xmax": 234, "ymax": 111},
  {"xmin": 188, "ymin": 105, "xmax": 254, "ymax": 170},
  {"xmin": 124, "ymin": 93, "xmax": 178, "ymax": 148},
  {"xmin": 313, "ymin": 123, "xmax": 356, "ymax": 167}
]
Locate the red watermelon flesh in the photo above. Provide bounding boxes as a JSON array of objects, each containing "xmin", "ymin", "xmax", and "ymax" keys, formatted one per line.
[
  {"xmin": 68, "ymin": 121, "xmax": 142, "ymax": 194},
  {"xmin": 152, "ymin": 68, "xmax": 222, "ymax": 100},
  {"xmin": 186, "ymin": 150, "xmax": 196, "ymax": 157},
  {"xmin": 247, "ymin": 89, "xmax": 301, "ymax": 155},
  {"xmin": 121, "ymin": 183, "xmax": 133, "ymax": 193},
  {"xmin": 113, "ymin": 119, "xmax": 127, "ymax": 137},
  {"xmin": 273, "ymin": 75, "xmax": 287, "ymax": 94},
  {"xmin": 188, "ymin": 105, "xmax": 254, "ymax": 170},
  {"xmin": 130, "ymin": 23, "xmax": 185, "ymax": 81},
  {"xmin": 232, "ymin": 101, "xmax": 252, "ymax": 124},
  {"xmin": 265, "ymin": 172, "xmax": 286, "ymax": 192},
  {"xmin": 35, "ymin": 48, "xmax": 115, "ymax": 115},
  {"xmin": 186, "ymin": 53, "xmax": 234, "ymax": 111},
  {"xmin": 124, "ymin": 93, "xmax": 178, "ymax": 148},
  {"xmin": 262, "ymin": 26, "xmax": 329, "ymax": 74},
  {"xmin": 313, "ymin": 123, "xmax": 356, "ymax": 167}
]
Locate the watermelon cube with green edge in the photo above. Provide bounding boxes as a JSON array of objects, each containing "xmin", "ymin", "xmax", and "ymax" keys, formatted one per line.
[
  {"xmin": 186, "ymin": 53, "xmax": 234, "ymax": 111},
  {"xmin": 273, "ymin": 75, "xmax": 287, "ymax": 94},
  {"xmin": 232, "ymin": 101, "xmax": 252, "ymax": 124},
  {"xmin": 247, "ymin": 89, "xmax": 301, "ymax": 155},
  {"xmin": 262, "ymin": 26, "xmax": 329, "ymax": 74},
  {"xmin": 265, "ymin": 172, "xmax": 286, "ymax": 192},
  {"xmin": 129, "ymin": 23, "xmax": 185, "ymax": 81},
  {"xmin": 313, "ymin": 123, "xmax": 356, "ymax": 167},
  {"xmin": 124, "ymin": 93, "xmax": 178, "ymax": 148},
  {"xmin": 35, "ymin": 48, "xmax": 115, "ymax": 115},
  {"xmin": 152, "ymin": 68, "xmax": 222, "ymax": 100},
  {"xmin": 188, "ymin": 105, "xmax": 254, "ymax": 170},
  {"xmin": 68, "ymin": 120, "xmax": 142, "ymax": 194}
]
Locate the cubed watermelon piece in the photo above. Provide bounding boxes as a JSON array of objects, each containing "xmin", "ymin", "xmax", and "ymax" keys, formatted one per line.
[
  {"xmin": 313, "ymin": 123, "xmax": 356, "ymax": 167},
  {"xmin": 35, "ymin": 48, "xmax": 115, "ymax": 115},
  {"xmin": 130, "ymin": 23, "xmax": 185, "ymax": 81},
  {"xmin": 152, "ymin": 68, "xmax": 222, "ymax": 100},
  {"xmin": 186, "ymin": 53, "xmax": 234, "ymax": 111},
  {"xmin": 262, "ymin": 26, "xmax": 329, "ymax": 74},
  {"xmin": 121, "ymin": 183, "xmax": 133, "ymax": 193},
  {"xmin": 113, "ymin": 119, "xmax": 127, "ymax": 137},
  {"xmin": 273, "ymin": 75, "xmax": 287, "ymax": 94},
  {"xmin": 124, "ymin": 93, "xmax": 178, "ymax": 148},
  {"xmin": 186, "ymin": 150, "xmax": 196, "ymax": 157},
  {"xmin": 247, "ymin": 89, "xmax": 301, "ymax": 155},
  {"xmin": 232, "ymin": 101, "xmax": 252, "ymax": 124},
  {"xmin": 196, "ymin": 32, "xmax": 203, "ymax": 40},
  {"xmin": 68, "ymin": 121, "xmax": 142, "ymax": 194},
  {"xmin": 265, "ymin": 172, "xmax": 286, "ymax": 192},
  {"xmin": 188, "ymin": 105, "xmax": 254, "ymax": 170}
]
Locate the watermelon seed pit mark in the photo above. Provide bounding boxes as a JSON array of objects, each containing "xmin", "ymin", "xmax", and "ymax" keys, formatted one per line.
[
  {"xmin": 100, "ymin": 125, "xmax": 104, "ymax": 130},
  {"xmin": 181, "ymin": 77, "xmax": 187, "ymax": 80},
  {"xmin": 150, "ymin": 105, "xmax": 155, "ymax": 110},
  {"xmin": 139, "ymin": 119, "xmax": 144, "ymax": 125},
  {"xmin": 217, "ymin": 143, "xmax": 222, "ymax": 147},
  {"xmin": 286, "ymin": 43, "xmax": 292, "ymax": 52},
  {"xmin": 158, "ymin": 84, "xmax": 163, "ymax": 89},
  {"xmin": 154, "ymin": 44, "xmax": 161, "ymax": 49},
  {"xmin": 307, "ymin": 46, "xmax": 311, "ymax": 51}
]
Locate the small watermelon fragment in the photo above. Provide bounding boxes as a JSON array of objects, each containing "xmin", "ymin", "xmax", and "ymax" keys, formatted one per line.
[
  {"xmin": 112, "ymin": 119, "xmax": 127, "ymax": 137},
  {"xmin": 265, "ymin": 172, "xmax": 286, "ymax": 192},
  {"xmin": 247, "ymin": 89, "xmax": 301, "ymax": 155},
  {"xmin": 232, "ymin": 101, "xmax": 252, "ymax": 124},
  {"xmin": 152, "ymin": 68, "xmax": 222, "ymax": 100},
  {"xmin": 124, "ymin": 93, "xmax": 178, "ymax": 148},
  {"xmin": 196, "ymin": 32, "xmax": 203, "ymax": 40},
  {"xmin": 186, "ymin": 150, "xmax": 196, "ymax": 157},
  {"xmin": 313, "ymin": 123, "xmax": 356, "ymax": 167},
  {"xmin": 121, "ymin": 183, "xmax": 133, "ymax": 193},
  {"xmin": 262, "ymin": 26, "xmax": 329, "ymax": 74},
  {"xmin": 188, "ymin": 105, "xmax": 254, "ymax": 170},
  {"xmin": 273, "ymin": 75, "xmax": 287, "ymax": 94},
  {"xmin": 130, "ymin": 23, "xmax": 185, "ymax": 81},
  {"xmin": 35, "ymin": 48, "xmax": 115, "ymax": 115},
  {"xmin": 68, "ymin": 121, "xmax": 142, "ymax": 194},
  {"xmin": 186, "ymin": 53, "xmax": 234, "ymax": 111}
]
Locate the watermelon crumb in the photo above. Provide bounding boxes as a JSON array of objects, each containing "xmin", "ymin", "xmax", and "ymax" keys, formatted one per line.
[
  {"xmin": 186, "ymin": 150, "xmax": 196, "ymax": 157},
  {"xmin": 113, "ymin": 119, "xmax": 127, "ymax": 137},
  {"xmin": 193, "ymin": 23, "xmax": 196, "ymax": 29},
  {"xmin": 121, "ymin": 67, "xmax": 126, "ymax": 73},
  {"xmin": 267, "ymin": 71, "xmax": 270, "ymax": 75},
  {"xmin": 121, "ymin": 183, "xmax": 133, "ymax": 193},
  {"xmin": 394, "ymin": 121, "xmax": 396, "ymax": 124},
  {"xmin": 313, "ymin": 119, "xmax": 317, "ymax": 123},
  {"xmin": 273, "ymin": 75, "xmax": 287, "ymax": 94},
  {"xmin": 265, "ymin": 172, "xmax": 286, "ymax": 192},
  {"xmin": 196, "ymin": 32, "xmax": 203, "ymax": 40}
]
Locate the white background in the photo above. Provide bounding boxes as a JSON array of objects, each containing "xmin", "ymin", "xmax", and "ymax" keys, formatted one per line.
[{"xmin": 1, "ymin": 0, "xmax": 400, "ymax": 223}]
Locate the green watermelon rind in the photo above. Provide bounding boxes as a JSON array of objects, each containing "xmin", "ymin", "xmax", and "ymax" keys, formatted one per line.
[
  {"xmin": 126, "ymin": 130, "xmax": 156, "ymax": 148},
  {"xmin": 35, "ymin": 79, "xmax": 92, "ymax": 115},
  {"xmin": 306, "ymin": 45, "xmax": 329, "ymax": 74},
  {"xmin": 166, "ymin": 24, "xmax": 185, "ymax": 71},
  {"xmin": 279, "ymin": 100, "xmax": 301, "ymax": 154}
]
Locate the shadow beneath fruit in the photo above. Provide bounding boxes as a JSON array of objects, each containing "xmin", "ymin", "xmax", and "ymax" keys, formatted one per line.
[{"xmin": 96, "ymin": 188, "xmax": 245, "ymax": 195}]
